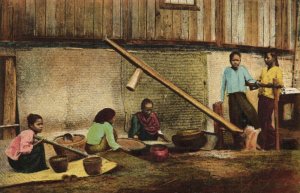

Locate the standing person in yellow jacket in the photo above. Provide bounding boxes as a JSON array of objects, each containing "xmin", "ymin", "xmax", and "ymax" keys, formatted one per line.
[{"xmin": 257, "ymin": 50, "xmax": 284, "ymax": 150}]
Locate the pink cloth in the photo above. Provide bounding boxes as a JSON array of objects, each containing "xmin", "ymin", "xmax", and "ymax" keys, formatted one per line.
[{"xmin": 5, "ymin": 130, "xmax": 35, "ymax": 160}]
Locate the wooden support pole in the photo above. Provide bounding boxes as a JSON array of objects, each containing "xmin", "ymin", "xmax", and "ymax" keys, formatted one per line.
[
  {"xmin": 273, "ymin": 78, "xmax": 280, "ymax": 150},
  {"xmin": 3, "ymin": 57, "xmax": 17, "ymax": 139},
  {"xmin": 104, "ymin": 38, "xmax": 243, "ymax": 133},
  {"xmin": 213, "ymin": 102, "xmax": 224, "ymax": 149}
]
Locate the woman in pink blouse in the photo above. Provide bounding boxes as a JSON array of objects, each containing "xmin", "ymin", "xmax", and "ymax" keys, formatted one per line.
[{"xmin": 5, "ymin": 114, "xmax": 48, "ymax": 173}]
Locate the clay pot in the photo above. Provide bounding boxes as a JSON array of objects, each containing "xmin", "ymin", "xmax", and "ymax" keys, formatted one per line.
[
  {"xmin": 49, "ymin": 155, "xmax": 68, "ymax": 173},
  {"xmin": 172, "ymin": 130, "xmax": 207, "ymax": 150},
  {"xmin": 150, "ymin": 144, "xmax": 169, "ymax": 162},
  {"xmin": 83, "ymin": 156, "xmax": 102, "ymax": 175}
]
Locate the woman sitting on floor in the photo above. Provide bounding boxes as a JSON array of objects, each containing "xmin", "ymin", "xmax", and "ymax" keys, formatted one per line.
[
  {"xmin": 5, "ymin": 114, "xmax": 48, "ymax": 173},
  {"xmin": 85, "ymin": 108, "xmax": 129, "ymax": 154}
]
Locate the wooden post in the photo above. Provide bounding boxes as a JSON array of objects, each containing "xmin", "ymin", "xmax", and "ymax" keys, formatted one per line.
[
  {"xmin": 213, "ymin": 102, "xmax": 224, "ymax": 149},
  {"xmin": 105, "ymin": 38, "xmax": 243, "ymax": 133},
  {"xmin": 273, "ymin": 78, "xmax": 280, "ymax": 150},
  {"xmin": 3, "ymin": 57, "xmax": 17, "ymax": 139}
]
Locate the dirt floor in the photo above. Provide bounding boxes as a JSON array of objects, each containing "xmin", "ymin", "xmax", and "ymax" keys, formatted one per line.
[
  {"xmin": 1, "ymin": 127, "xmax": 300, "ymax": 193},
  {"xmin": 1, "ymin": 149, "xmax": 300, "ymax": 193}
]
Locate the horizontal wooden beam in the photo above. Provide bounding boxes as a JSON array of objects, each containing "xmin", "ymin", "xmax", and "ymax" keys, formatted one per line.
[
  {"xmin": 0, "ymin": 124, "xmax": 19, "ymax": 129},
  {"xmin": 0, "ymin": 39, "xmax": 295, "ymax": 55}
]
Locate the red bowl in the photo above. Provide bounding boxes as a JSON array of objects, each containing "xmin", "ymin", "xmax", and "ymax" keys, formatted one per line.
[{"xmin": 150, "ymin": 144, "xmax": 169, "ymax": 162}]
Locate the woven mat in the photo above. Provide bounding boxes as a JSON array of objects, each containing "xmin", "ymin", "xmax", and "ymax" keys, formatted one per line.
[{"xmin": 0, "ymin": 157, "xmax": 117, "ymax": 188}]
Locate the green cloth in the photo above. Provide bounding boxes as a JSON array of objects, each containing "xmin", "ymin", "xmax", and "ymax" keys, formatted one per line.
[
  {"xmin": 128, "ymin": 114, "xmax": 158, "ymax": 141},
  {"xmin": 86, "ymin": 122, "xmax": 120, "ymax": 150}
]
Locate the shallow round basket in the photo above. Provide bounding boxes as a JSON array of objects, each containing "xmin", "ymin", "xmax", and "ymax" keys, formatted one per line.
[
  {"xmin": 53, "ymin": 134, "xmax": 86, "ymax": 161},
  {"xmin": 49, "ymin": 155, "xmax": 68, "ymax": 173},
  {"xmin": 117, "ymin": 138, "xmax": 147, "ymax": 155},
  {"xmin": 83, "ymin": 156, "xmax": 102, "ymax": 176}
]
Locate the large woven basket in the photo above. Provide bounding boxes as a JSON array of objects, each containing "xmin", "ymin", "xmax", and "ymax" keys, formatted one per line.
[{"xmin": 53, "ymin": 134, "xmax": 86, "ymax": 161}]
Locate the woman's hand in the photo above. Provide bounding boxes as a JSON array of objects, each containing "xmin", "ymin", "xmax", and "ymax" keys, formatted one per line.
[
  {"xmin": 121, "ymin": 146, "xmax": 131, "ymax": 152},
  {"xmin": 216, "ymin": 101, "xmax": 223, "ymax": 105}
]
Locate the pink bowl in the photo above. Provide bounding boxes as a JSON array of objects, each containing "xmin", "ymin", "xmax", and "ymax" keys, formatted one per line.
[{"xmin": 150, "ymin": 144, "xmax": 169, "ymax": 162}]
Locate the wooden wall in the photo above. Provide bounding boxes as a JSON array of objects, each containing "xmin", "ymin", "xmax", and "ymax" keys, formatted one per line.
[{"xmin": 0, "ymin": 0, "xmax": 297, "ymax": 51}]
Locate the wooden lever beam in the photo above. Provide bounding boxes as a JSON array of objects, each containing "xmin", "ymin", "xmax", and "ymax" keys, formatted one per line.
[
  {"xmin": 34, "ymin": 135, "xmax": 89, "ymax": 157},
  {"xmin": 104, "ymin": 38, "xmax": 243, "ymax": 133}
]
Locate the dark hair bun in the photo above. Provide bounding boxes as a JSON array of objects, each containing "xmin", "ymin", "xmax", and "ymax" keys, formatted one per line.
[{"xmin": 27, "ymin": 113, "xmax": 43, "ymax": 127}]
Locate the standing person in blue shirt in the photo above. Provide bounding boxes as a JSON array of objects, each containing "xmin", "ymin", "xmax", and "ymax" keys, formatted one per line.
[{"xmin": 219, "ymin": 51, "xmax": 260, "ymax": 150}]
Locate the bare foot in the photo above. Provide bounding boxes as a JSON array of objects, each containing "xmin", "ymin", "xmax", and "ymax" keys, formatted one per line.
[
  {"xmin": 244, "ymin": 126, "xmax": 255, "ymax": 151},
  {"xmin": 248, "ymin": 128, "xmax": 261, "ymax": 151}
]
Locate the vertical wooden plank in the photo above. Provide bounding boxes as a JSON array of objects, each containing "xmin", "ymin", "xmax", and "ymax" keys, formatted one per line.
[
  {"xmin": 287, "ymin": 0, "xmax": 292, "ymax": 50},
  {"xmin": 146, "ymin": 0, "xmax": 155, "ymax": 40},
  {"xmin": 121, "ymin": 0, "xmax": 128, "ymax": 39},
  {"xmin": 251, "ymin": 0, "xmax": 258, "ymax": 46},
  {"xmin": 94, "ymin": 0, "xmax": 103, "ymax": 39},
  {"xmin": 210, "ymin": 0, "xmax": 215, "ymax": 41},
  {"xmin": 113, "ymin": 0, "xmax": 121, "ymax": 38},
  {"xmin": 196, "ymin": 0, "xmax": 204, "ymax": 41},
  {"xmin": 290, "ymin": 0, "xmax": 296, "ymax": 50},
  {"xmin": 203, "ymin": 0, "xmax": 211, "ymax": 42},
  {"xmin": 103, "ymin": 0, "xmax": 113, "ymax": 38},
  {"xmin": 257, "ymin": 0, "xmax": 264, "ymax": 47},
  {"xmin": 0, "ymin": 0, "xmax": 3, "ymax": 39},
  {"xmin": 138, "ymin": 0, "xmax": 146, "ymax": 39},
  {"xmin": 275, "ymin": 0, "xmax": 282, "ymax": 49},
  {"xmin": 1, "ymin": 0, "xmax": 12, "ymax": 40},
  {"xmin": 263, "ymin": 0, "xmax": 270, "ymax": 47},
  {"xmin": 224, "ymin": 0, "xmax": 231, "ymax": 44},
  {"xmin": 74, "ymin": 0, "xmax": 85, "ymax": 37},
  {"xmin": 12, "ymin": 0, "xmax": 25, "ymax": 40},
  {"xmin": 181, "ymin": 10, "xmax": 189, "ymax": 40},
  {"xmin": 155, "ymin": 0, "xmax": 162, "ymax": 39},
  {"xmin": 55, "ymin": 0, "xmax": 66, "ymax": 37},
  {"xmin": 231, "ymin": 0, "xmax": 239, "ymax": 44},
  {"xmin": 131, "ymin": 0, "xmax": 139, "ymax": 39},
  {"xmin": 215, "ymin": 0, "xmax": 224, "ymax": 45},
  {"xmin": 36, "ymin": 0, "xmax": 46, "ymax": 36},
  {"xmin": 237, "ymin": 0, "xmax": 244, "ymax": 44},
  {"xmin": 128, "ymin": 0, "xmax": 132, "ymax": 39},
  {"xmin": 161, "ymin": 9, "xmax": 173, "ymax": 39},
  {"xmin": 46, "ymin": 0, "xmax": 57, "ymax": 36},
  {"xmin": 244, "ymin": 0, "xmax": 251, "ymax": 45},
  {"xmin": 270, "ymin": 0, "xmax": 276, "ymax": 47},
  {"xmin": 172, "ymin": 10, "xmax": 182, "ymax": 40},
  {"xmin": 24, "ymin": 0, "xmax": 35, "ymax": 37},
  {"xmin": 66, "ymin": 0, "xmax": 75, "ymax": 37},
  {"xmin": 3, "ymin": 58, "xmax": 16, "ymax": 139},
  {"xmin": 84, "ymin": 0, "xmax": 94, "ymax": 37},
  {"xmin": 282, "ymin": 0, "xmax": 289, "ymax": 49},
  {"xmin": 189, "ymin": 10, "xmax": 197, "ymax": 41}
]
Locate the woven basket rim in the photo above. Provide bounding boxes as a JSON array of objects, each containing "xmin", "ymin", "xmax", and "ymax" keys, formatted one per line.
[
  {"xmin": 54, "ymin": 134, "xmax": 86, "ymax": 146},
  {"xmin": 176, "ymin": 129, "xmax": 202, "ymax": 137}
]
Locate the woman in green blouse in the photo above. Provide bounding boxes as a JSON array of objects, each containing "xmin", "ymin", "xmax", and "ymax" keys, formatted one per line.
[{"xmin": 85, "ymin": 108, "xmax": 128, "ymax": 154}]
